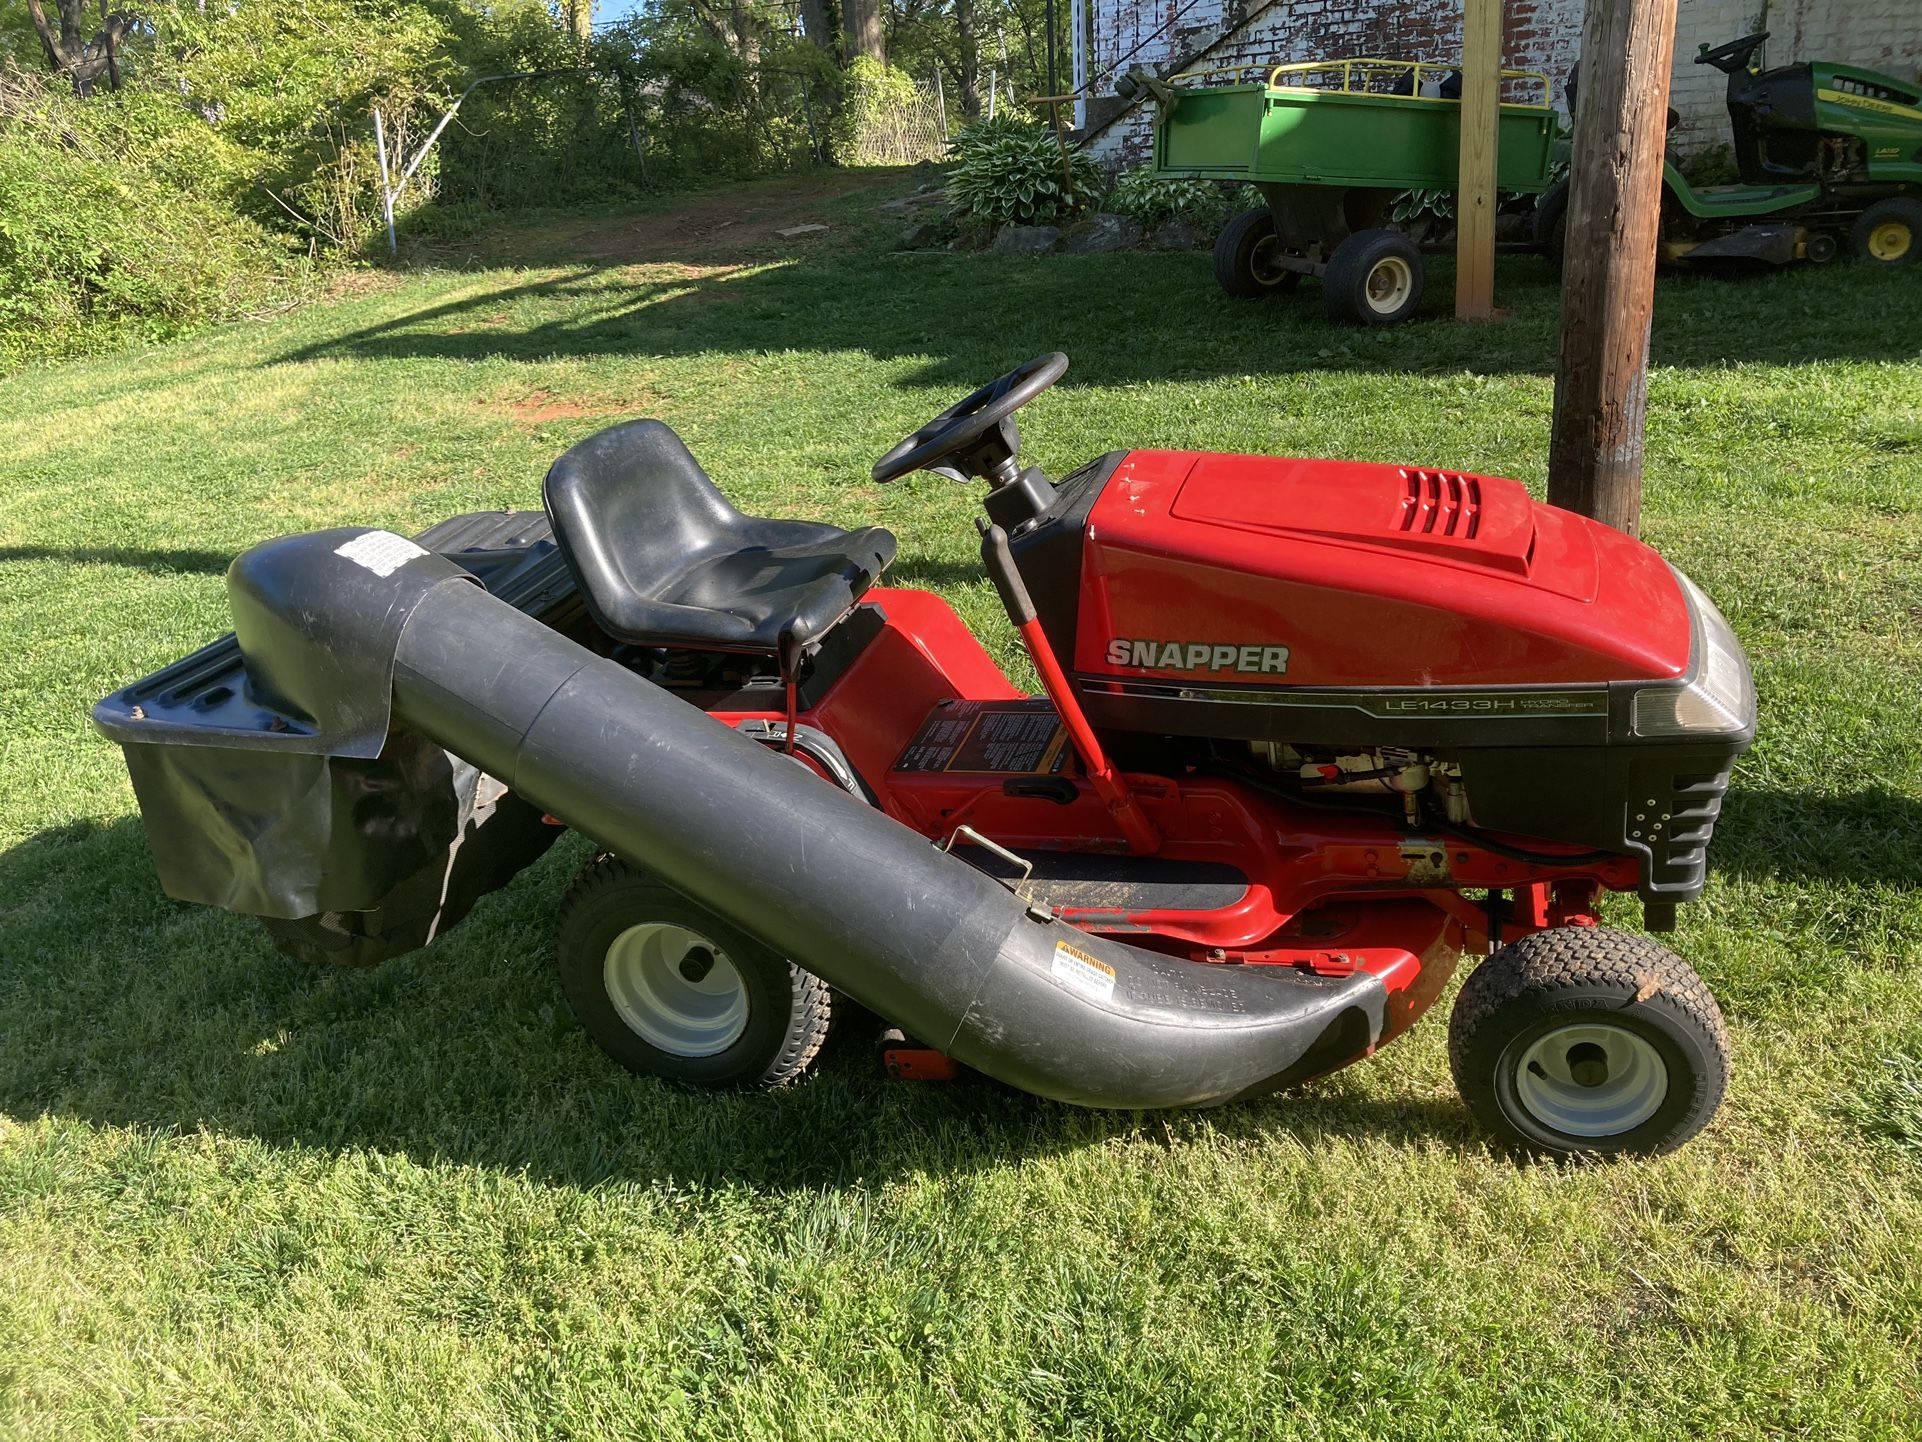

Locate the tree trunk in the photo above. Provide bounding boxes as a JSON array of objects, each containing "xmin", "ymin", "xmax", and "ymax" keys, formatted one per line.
[
  {"xmin": 955, "ymin": 0, "xmax": 981, "ymax": 119},
  {"xmin": 842, "ymin": 0, "xmax": 884, "ymax": 63},
  {"xmin": 799, "ymin": 0, "xmax": 838, "ymax": 57},
  {"xmin": 1545, "ymin": 0, "xmax": 1680, "ymax": 536},
  {"xmin": 24, "ymin": 0, "xmax": 132, "ymax": 96},
  {"xmin": 730, "ymin": 0, "xmax": 760, "ymax": 66}
]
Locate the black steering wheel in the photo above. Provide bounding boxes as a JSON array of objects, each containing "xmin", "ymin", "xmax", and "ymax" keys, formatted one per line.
[
  {"xmin": 871, "ymin": 353, "xmax": 1070, "ymax": 484},
  {"xmin": 1695, "ymin": 32, "xmax": 1768, "ymax": 73}
]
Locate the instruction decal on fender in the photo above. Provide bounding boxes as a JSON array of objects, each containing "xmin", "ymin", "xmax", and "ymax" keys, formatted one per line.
[
  {"xmin": 1051, "ymin": 939, "xmax": 1117, "ymax": 1002},
  {"xmin": 336, "ymin": 530, "xmax": 428, "ymax": 577}
]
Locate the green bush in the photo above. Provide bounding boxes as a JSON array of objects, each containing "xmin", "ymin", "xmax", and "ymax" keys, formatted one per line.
[
  {"xmin": 593, "ymin": 20, "xmax": 829, "ymax": 191},
  {"xmin": 141, "ymin": 0, "xmax": 455, "ymax": 247},
  {"xmin": 1102, "ymin": 167, "xmax": 1233, "ymax": 227},
  {"xmin": 832, "ymin": 57, "xmax": 936, "ymax": 167},
  {"xmin": 0, "ymin": 70, "xmax": 293, "ymax": 367},
  {"xmin": 946, "ymin": 117, "xmax": 1100, "ymax": 229},
  {"xmin": 1390, "ymin": 186, "xmax": 1454, "ymax": 227}
]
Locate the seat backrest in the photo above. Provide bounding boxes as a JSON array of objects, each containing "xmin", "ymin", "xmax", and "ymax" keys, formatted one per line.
[{"xmin": 542, "ymin": 419, "xmax": 742, "ymax": 613}]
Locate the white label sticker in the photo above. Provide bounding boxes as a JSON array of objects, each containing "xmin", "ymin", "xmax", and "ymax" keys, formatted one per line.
[
  {"xmin": 1050, "ymin": 939, "xmax": 1117, "ymax": 1002},
  {"xmin": 335, "ymin": 530, "xmax": 428, "ymax": 578}
]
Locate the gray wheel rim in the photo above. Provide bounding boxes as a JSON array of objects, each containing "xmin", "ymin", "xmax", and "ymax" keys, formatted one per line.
[
  {"xmin": 603, "ymin": 922, "xmax": 748, "ymax": 1057},
  {"xmin": 1509, "ymin": 1021, "xmax": 1668, "ymax": 1138}
]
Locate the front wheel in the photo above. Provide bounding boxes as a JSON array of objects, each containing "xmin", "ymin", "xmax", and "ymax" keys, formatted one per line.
[
  {"xmin": 1212, "ymin": 208, "xmax": 1303, "ymax": 299},
  {"xmin": 1448, "ymin": 927, "xmax": 1730, "ymax": 1157},
  {"xmin": 555, "ymin": 855, "xmax": 832, "ymax": 1089},
  {"xmin": 1323, "ymin": 228, "xmax": 1425, "ymax": 325}
]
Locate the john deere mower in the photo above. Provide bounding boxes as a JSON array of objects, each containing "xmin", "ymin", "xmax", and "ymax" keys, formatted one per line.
[
  {"xmin": 1538, "ymin": 31, "xmax": 1922, "ymax": 268},
  {"xmin": 95, "ymin": 357, "xmax": 1756, "ymax": 1156}
]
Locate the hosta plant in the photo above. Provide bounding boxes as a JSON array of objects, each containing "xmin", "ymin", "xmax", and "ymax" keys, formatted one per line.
[{"xmin": 946, "ymin": 117, "xmax": 1102, "ymax": 229}]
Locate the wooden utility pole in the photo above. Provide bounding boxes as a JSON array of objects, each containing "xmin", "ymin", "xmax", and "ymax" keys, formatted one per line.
[
  {"xmin": 1454, "ymin": 0, "xmax": 1501, "ymax": 319},
  {"xmin": 1545, "ymin": 0, "xmax": 1680, "ymax": 535}
]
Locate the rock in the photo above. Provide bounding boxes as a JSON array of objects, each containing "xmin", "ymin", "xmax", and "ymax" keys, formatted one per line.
[
  {"xmin": 1147, "ymin": 219, "xmax": 1209, "ymax": 251},
  {"xmin": 879, "ymin": 188, "xmax": 948, "ymax": 213},
  {"xmin": 1062, "ymin": 212, "xmax": 1144, "ymax": 254},
  {"xmin": 775, "ymin": 223, "xmax": 829, "ymax": 238},
  {"xmin": 990, "ymin": 224, "xmax": 1062, "ymax": 255},
  {"xmin": 900, "ymin": 217, "xmax": 955, "ymax": 250}
]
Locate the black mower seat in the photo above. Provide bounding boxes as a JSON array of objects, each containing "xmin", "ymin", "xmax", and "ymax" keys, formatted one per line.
[{"xmin": 544, "ymin": 419, "xmax": 896, "ymax": 654}]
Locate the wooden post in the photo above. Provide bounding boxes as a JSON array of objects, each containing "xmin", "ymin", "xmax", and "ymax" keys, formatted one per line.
[
  {"xmin": 1029, "ymin": 95, "xmax": 1081, "ymax": 199},
  {"xmin": 1545, "ymin": 0, "xmax": 1680, "ymax": 535},
  {"xmin": 1454, "ymin": 0, "xmax": 1501, "ymax": 319}
]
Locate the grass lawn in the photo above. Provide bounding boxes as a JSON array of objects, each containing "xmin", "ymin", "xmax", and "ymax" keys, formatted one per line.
[{"xmin": 2, "ymin": 174, "xmax": 1919, "ymax": 1440}]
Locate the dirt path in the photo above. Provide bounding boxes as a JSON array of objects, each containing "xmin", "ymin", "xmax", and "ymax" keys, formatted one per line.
[{"xmin": 541, "ymin": 170, "xmax": 912, "ymax": 265}]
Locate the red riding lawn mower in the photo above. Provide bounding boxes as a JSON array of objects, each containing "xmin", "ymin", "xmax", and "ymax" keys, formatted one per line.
[{"xmin": 96, "ymin": 355, "xmax": 1756, "ymax": 1156}]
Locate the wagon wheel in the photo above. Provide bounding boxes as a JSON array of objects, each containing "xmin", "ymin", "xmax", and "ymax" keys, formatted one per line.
[
  {"xmin": 1533, "ymin": 181, "xmax": 1569, "ymax": 272},
  {"xmin": 1213, "ymin": 209, "xmax": 1304, "ymax": 299},
  {"xmin": 1322, "ymin": 229, "xmax": 1425, "ymax": 326}
]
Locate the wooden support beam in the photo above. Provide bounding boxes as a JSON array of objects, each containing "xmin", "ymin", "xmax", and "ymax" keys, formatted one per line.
[
  {"xmin": 1545, "ymin": 0, "xmax": 1680, "ymax": 535},
  {"xmin": 1454, "ymin": 0, "xmax": 1501, "ymax": 320}
]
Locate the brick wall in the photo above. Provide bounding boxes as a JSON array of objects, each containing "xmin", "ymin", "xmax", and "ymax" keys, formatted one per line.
[{"xmin": 1084, "ymin": 0, "xmax": 1922, "ymax": 169}]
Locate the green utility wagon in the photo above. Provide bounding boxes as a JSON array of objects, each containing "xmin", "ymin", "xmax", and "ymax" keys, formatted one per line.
[{"xmin": 1147, "ymin": 58, "xmax": 1564, "ymax": 324}]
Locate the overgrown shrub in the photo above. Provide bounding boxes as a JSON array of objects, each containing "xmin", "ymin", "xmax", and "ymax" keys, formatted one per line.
[
  {"xmin": 946, "ymin": 117, "xmax": 1100, "ymax": 228},
  {"xmin": 592, "ymin": 21, "xmax": 830, "ymax": 191},
  {"xmin": 140, "ymin": 0, "xmax": 454, "ymax": 247},
  {"xmin": 832, "ymin": 57, "xmax": 938, "ymax": 166},
  {"xmin": 0, "ymin": 68, "xmax": 293, "ymax": 367}
]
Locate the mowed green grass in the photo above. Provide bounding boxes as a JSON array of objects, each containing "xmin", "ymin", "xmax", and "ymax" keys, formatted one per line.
[{"xmin": 2, "ymin": 176, "xmax": 1920, "ymax": 1440}]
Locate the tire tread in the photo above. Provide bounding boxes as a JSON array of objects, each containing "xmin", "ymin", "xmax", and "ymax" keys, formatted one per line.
[{"xmin": 1448, "ymin": 927, "xmax": 1729, "ymax": 1155}]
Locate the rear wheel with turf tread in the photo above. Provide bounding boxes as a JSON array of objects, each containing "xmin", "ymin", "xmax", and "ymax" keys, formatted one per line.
[
  {"xmin": 1212, "ymin": 208, "xmax": 1303, "ymax": 299},
  {"xmin": 1852, "ymin": 197, "xmax": 1922, "ymax": 267},
  {"xmin": 555, "ymin": 854, "xmax": 832, "ymax": 1089},
  {"xmin": 1322, "ymin": 228, "xmax": 1424, "ymax": 325},
  {"xmin": 1448, "ymin": 926, "xmax": 1729, "ymax": 1157}
]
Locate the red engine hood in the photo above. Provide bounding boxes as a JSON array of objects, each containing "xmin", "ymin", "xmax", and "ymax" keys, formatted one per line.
[{"xmin": 1075, "ymin": 450, "xmax": 1690, "ymax": 687}]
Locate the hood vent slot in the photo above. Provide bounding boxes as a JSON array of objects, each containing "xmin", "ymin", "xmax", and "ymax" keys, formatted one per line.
[{"xmin": 1397, "ymin": 468, "xmax": 1481, "ymax": 539}]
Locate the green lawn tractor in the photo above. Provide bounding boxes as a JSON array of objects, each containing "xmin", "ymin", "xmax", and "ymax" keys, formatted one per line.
[
  {"xmin": 1537, "ymin": 32, "xmax": 1922, "ymax": 269},
  {"xmin": 1146, "ymin": 57, "xmax": 1564, "ymax": 325}
]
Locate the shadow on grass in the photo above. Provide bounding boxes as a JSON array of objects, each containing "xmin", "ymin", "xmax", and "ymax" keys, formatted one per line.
[
  {"xmin": 0, "ymin": 545, "xmax": 232, "ymax": 576},
  {"xmin": 0, "ymin": 816, "xmax": 1485, "ymax": 1190},
  {"xmin": 273, "ymin": 247, "xmax": 1922, "ymax": 386},
  {"xmin": 1715, "ymin": 786, "xmax": 1922, "ymax": 888}
]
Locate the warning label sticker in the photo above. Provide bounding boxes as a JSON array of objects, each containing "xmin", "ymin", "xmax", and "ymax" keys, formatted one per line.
[
  {"xmin": 336, "ymin": 530, "xmax": 427, "ymax": 578},
  {"xmin": 893, "ymin": 700, "xmax": 1069, "ymax": 775},
  {"xmin": 1050, "ymin": 939, "xmax": 1117, "ymax": 1002}
]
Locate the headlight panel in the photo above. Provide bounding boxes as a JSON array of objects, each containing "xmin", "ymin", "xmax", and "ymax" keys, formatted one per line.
[{"xmin": 1629, "ymin": 570, "xmax": 1755, "ymax": 738}]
